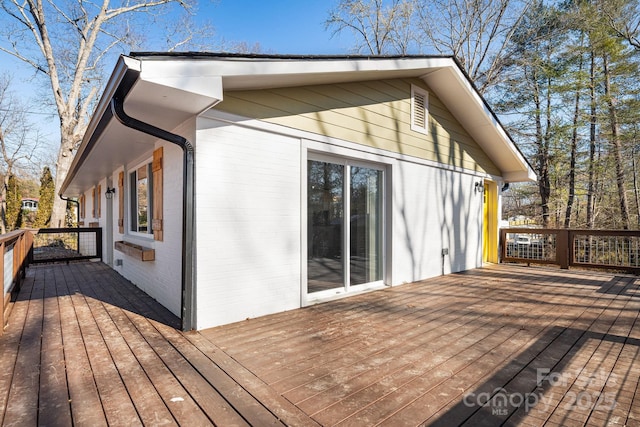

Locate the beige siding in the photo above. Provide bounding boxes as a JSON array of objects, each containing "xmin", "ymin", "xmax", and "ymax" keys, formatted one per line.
[{"xmin": 214, "ymin": 78, "xmax": 500, "ymax": 175}]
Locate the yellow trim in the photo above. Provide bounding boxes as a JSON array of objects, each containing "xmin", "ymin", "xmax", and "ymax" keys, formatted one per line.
[{"xmin": 483, "ymin": 181, "xmax": 499, "ymax": 263}]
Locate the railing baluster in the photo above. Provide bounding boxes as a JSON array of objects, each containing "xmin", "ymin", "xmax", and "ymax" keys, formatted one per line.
[
  {"xmin": 500, "ymin": 227, "xmax": 640, "ymax": 274},
  {"xmin": 32, "ymin": 228, "xmax": 103, "ymax": 264}
]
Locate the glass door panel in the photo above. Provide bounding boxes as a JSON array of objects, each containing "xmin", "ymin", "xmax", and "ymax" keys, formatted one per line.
[
  {"xmin": 307, "ymin": 160, "xmax": 344, "ymax": 293},
  {"xmin": 350, "ymin": 167, "xmax": 383, "ymax": 286}
]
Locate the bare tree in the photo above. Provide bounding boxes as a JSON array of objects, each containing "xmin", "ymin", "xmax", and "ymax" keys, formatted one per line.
[
  {"xmin": 0, "ymin": 74, "xmax": 43, "ymax": 233},
  {"xmin": 326, "ymin": 0, "xmax": 417, "ymax": 55},
  {"xmin": 326, "ymin": 0, "xmax": 531, "ymax": 93},
  {"xmin": 0, "ymin": 0, "xmax": 199, "ymax": 227},
  {"xmin": 416, "ymin": 0, "xmax": 532, "ymax": 93}
]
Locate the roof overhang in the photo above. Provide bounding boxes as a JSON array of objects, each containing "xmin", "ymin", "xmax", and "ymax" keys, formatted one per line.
[
  {"xmin": 62, "ymin": 54, "xmax": 535, "ymax": 196},
  {"xmin": 60, "ymin": 55, "xmax": 224, "ymax": 195}
]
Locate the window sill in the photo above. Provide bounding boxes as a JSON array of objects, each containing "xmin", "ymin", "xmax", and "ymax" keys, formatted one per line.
[{"xmin": 115, "ymin": 241, "xmax": 155, "ymax": 261}]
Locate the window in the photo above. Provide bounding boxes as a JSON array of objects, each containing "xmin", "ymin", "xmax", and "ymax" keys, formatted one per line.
[
  {"xmin": 411, "ymin": 84, "xmax": 429, "ymax": 134},
  {"xmin": 130, "ymin": 162, "xmax": 153, "ymax": 234}
]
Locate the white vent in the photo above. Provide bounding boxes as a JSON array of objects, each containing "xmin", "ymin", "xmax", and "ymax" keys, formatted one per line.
[{"xmin": 411, "ymin": 85, "xmax": 429, "ymax": 134}]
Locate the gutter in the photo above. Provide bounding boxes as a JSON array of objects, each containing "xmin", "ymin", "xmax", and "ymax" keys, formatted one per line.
[{"xmin": 110, "ymin": 83, "xmax": 197, "ymax": 331}]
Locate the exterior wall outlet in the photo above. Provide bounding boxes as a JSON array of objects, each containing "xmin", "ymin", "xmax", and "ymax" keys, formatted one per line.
[{"xmin": 115, "ymin": 259, "xmax": 123, "ymax": 266}]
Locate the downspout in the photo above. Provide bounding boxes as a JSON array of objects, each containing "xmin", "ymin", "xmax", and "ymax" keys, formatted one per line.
[{"xmin": 110, "ymin": 95, "xmax": 196, "ymax": 331}]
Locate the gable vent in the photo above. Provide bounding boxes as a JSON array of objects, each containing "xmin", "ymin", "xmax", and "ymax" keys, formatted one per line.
[{"xmin": 411, "ymin": 85, "xmax": 429, "ymax": 134}]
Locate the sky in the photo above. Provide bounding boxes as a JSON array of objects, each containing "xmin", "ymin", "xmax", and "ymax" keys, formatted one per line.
[
  {"xmin": 0, "ymin": 0, "xmax": 357, "ymax": 167},
  {"xmin": 202, "ymin": 0, "xmax": 354, "ymax": 54}
]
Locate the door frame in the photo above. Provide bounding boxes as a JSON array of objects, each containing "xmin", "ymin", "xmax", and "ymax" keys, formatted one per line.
[
  {"xmin": 483, "ymin": 180, "xmax": 499, "ymax": 264},
  {"xmin": 303, "ymin": 151, "xmax": 388, "ymax": 304}
]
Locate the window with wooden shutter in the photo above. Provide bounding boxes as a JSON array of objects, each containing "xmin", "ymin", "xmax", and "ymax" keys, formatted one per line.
[
  {"xmin": 91, "ymin": 187, "xmax": 95, "ymax": 218},
  {"xmin": 152, "ymin": 147, "xmax": 163, "ymax": 241},
  {"xmin": 411, "ymin": 84, "xmax": 429, "ymax": 134},
  {"xmin": 118, "ymin": 171, "xmax": 124, "ymax": 233},
  {"xmin": 130, "ymin": 163, "xmax": 152, "ymax": 234}
]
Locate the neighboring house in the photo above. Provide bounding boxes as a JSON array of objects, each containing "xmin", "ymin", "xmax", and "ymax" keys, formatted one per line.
[
  {"xmin": 21, "ymin": 198, "xmax": 38, "ymax": 211},
  {"xmin": 60, "ymin": 54, "xmax": 536, "ymax": 331}
]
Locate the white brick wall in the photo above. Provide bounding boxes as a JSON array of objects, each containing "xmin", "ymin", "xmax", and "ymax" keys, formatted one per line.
[
  {"xmin": 195, "ymin": 117, "xmax": 302, "ymax": 329},
  {"xmin": 192, "ymin": 114, "xmax": 487, "ymax": 329},
  {"xmin": 391, "ymin": 161, "xmax": 483, "ymax": 285},
  {"xmin": 88, "ymin": 112, "xmax": 487, "ymax": 329},
  {"xmin": 111, "ymin": 140, "xmax": 184, "ymax": 317}
]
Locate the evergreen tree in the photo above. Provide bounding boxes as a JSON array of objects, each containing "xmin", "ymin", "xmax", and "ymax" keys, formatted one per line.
[
  {"xmin": 497, "ymin": 1, "xmax": 565, "ymax": 227},
  {"xmin": 5, "ymin": 175, "xmax": 21, "ymax": 231},
  {"xmin": 34, "ymin": 166, "xmax": 54, "ymax": 228}
]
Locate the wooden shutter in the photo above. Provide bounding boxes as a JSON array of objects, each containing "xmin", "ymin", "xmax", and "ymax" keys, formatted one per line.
[
  {"xmin": 91, "ymin": 187, "xmax": 95, "ymax": 218},
  {"xmin": 152, "ymin": 147, "xmax": 163, "ymax": 241},
  {"xmin": 118, "ymin": 171, "xmax": 124, "ymax": 234},
  {"xmin": 97, "ymin": 184, "xmax": 102, "ymax": 218}
]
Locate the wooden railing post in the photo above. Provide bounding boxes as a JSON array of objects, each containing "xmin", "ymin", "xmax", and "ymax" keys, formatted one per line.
[
  {"xmin": 557, "ymin": 229, "xmax": 569, "ymax": 269},
  {"xmin": 0, "ymin": 230, "xmax": 35, "ymax": 335},
  {"xmin": 0, "ymin": 241, "xmax": 4, "ymax": 336},
  {"xmin": 499, "ymin": 228, "xmax": 506, "ymax": 262},
  {"xmin": 568, "ymin": 230, "xmax": 575, "ymax": 268}
]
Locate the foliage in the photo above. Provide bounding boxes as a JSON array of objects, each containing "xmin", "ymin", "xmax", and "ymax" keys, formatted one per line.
[
  {"xmin": 5, "ymin": 174, "xmax": 21, "ymax": 230},
  {"xmin": 34, "ymin": 166, "xmax": 54, "ymax": 228},
  {"xmin": 495, "ymin": 0, "xmax": 640, "ymax": 229}
]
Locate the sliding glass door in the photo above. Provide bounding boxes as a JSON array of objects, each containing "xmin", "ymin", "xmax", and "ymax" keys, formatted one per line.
[{"xmin": 307, "ymin": 157, "xmax": 384, "ymax": 295}]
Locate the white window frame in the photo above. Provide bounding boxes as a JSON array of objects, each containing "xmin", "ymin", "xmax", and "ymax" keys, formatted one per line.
[
  {"xmin": 410, "ymin": 84, "xmax": 429, "ymax": 135},
  {"xmin": 128, "ymin": 158, "xmax": 154, "ymax": 238},
  {"xmin": 303, "ymin": 151, "xmax": 388, "ymax": 303}
]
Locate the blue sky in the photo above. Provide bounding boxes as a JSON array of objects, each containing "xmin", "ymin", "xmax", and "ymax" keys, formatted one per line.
[
  {"xmin": 202, "ymin": 0, "xmax": 351, "ymax": 54},
  {"xmin": 0, "ymin": 1, "xmax": 355, "ymax": 160}
]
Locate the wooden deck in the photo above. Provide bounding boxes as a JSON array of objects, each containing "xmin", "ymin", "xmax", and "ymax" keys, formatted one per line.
[{"xmin": 1, "ymin": 262, "xmax": 639, "ymax": 426}]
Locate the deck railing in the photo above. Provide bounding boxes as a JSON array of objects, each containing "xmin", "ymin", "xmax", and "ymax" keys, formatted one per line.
[
  {"xmin": 1, "ymin": 229, "xmax": 34, "ymax": 334},
  {"xmin": 30, "ymin": 227, "xmax": 102, "ymax": 264},
  {"xmin": 0, "ymin": 227, "xmax": 104, "ymax": 334},
  {"xmin": 500, "ymin": 228, "xmax": 640, "ymax": 274}
]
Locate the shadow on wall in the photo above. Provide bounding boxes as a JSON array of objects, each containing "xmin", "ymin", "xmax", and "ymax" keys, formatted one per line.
[{"xmin": 306, "ymin": 80, "xmax": 483, "ymax": 283}]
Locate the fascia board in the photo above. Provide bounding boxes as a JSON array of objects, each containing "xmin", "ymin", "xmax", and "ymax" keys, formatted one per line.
[
  {"xmin": 138, "ymin": 60, "xmax": 224, "ymax": 107},
  {"xmin": 61, "ymin": 55, "xmax": 225, "ymax": 197},
  {"xmin": 135, "ymin": 56, "xmax": 455, "ymax": 91}
]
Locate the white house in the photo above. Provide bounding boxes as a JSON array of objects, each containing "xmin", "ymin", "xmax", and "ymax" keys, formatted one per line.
[
  {"xmin": 21, "ymin": 198, "xmax": 39, "ymax": 211},
  {"xmin": 60, "ymin": 54, "xmax": 536, "ymax": 331}
]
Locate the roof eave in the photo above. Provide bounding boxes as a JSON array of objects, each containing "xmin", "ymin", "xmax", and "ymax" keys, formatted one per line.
[{"xmin": 60, "ymin": 56, "xmax": 141, "ymax": 196}]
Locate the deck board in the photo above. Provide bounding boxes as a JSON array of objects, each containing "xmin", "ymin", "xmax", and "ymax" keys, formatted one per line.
[
  {"xmin": 1, "ymin": 262, "xmax": 640, "ymax": 426},
  {"xmin": 3, "ymin": 268, "xmax": 42, "ymax": 427}
]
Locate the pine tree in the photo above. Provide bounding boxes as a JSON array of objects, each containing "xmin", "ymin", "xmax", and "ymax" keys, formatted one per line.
[
  {"xmin": 34, "ymin": 167, "xmax": 54, "ymax": 228},
  {"xmin": 5, "ymin": 175, "xmax": 21, "ymax": 231}
]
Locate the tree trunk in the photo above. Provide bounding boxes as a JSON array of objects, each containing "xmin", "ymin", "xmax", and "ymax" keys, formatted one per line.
[
  {"xmin": 633, "ymin": 145, "xmax": 640, "ymax": 228},
  {"xmin": 538, "ymin": 74, "xmax": 552, "ymax": 228},
  {"xmin": 564, "ymin": 52, "xmax": 583, "ymax": 228},
  {"xmin": 603, "ymin": 54, "xmax": 631, "ymax": 229},
  {"xmin": 586, "ymin": 50, "xmax": 597, "ymax": 229},
  {"xmin": 0, "ymin": 175, "xmax": 7, "ymax": 234},
  {"xmin": 50, "ymin": 134, "xmax": 76, "ymax": 228}
]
